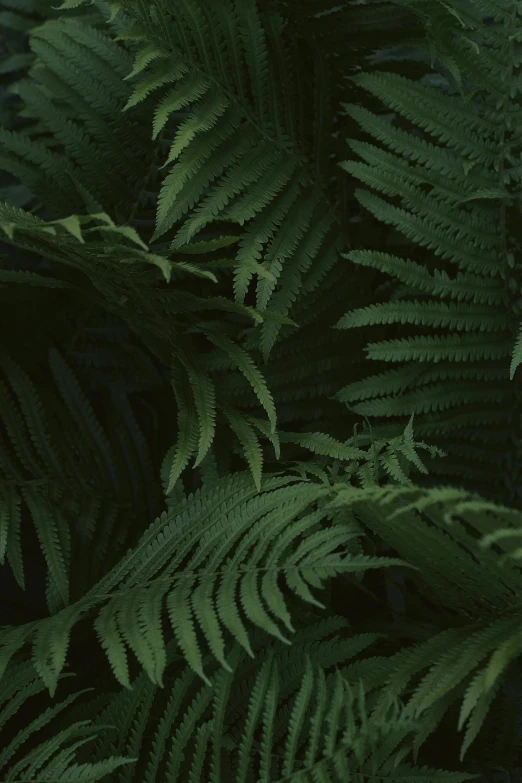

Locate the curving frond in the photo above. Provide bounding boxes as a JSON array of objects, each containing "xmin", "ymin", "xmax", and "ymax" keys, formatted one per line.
[{"xmin": 0, "ymin": 471, "xmax": 411, "ymax": 694}]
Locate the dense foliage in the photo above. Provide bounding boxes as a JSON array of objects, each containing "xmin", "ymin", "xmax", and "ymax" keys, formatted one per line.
[{"xmin": 0, "ymin": 0, "xmax": 521, "ymax": 780}]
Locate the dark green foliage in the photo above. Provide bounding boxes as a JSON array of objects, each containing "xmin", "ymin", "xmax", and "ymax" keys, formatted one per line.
[{"xmin": 0, "ymin": 0, "xmax": 520, "ymax": 780}]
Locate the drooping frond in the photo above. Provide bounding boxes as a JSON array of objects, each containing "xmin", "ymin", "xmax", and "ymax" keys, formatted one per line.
[{"xmin": 0, "ymin": 200, "xmax": 282, "ymax": 487}]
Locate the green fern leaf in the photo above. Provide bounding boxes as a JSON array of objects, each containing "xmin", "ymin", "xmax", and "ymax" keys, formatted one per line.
[
  {"xmin": 31, "ymin": 608, "xmax": 80, "ymax": 697},
  {"xmin": 223, "ymin": 405, "xmax": 263, "ymax": 491},
  {"xmin": 166, "ymin": 368, "xmax": 200, "ymax": 493},
  {"xmin": 202, "ymin": 328, "xmax": 277, "ymax": 431},
  {"xmin": 177, "ymin": 350, "xmax": 217, "ymax": 468},
  {"xmin": 509, "ymin": 320, "xmax": 522, "ymax": 379}
]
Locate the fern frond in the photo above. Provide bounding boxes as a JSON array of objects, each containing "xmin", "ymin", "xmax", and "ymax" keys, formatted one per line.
[
  {"xmin": 165, "ymin": 368, "xmax": 199, "ymax": 493},
  {"xmin": 332, "ymin": 481, "xmax": 521, "ymax": 613},
  {"xmin": 222, "ymin": 404, "xmax": 264, "ymax": 492},
  {"xmin": 335, "ymin": 300, "xmax": 509, "ymax": 332},
  {"xmin": 202, "ymin": 327, "xmax": 277, "ymax": 431},
  {"xmin": 0, "ymin": 199, "xmax": 281, "ymax": 483},
  {"xmin": 107, "ymin": 0, "xmax": 348, "ymax": 360},
  {"xmin": 509, "ymin": 320, "xmax": 522, "ymax": 379},
  {"xmin": 87, "ymin": 637, "xmax": 468, "ymax": 783},
  {"xmin": 337, "ymin": 6, "xmax": 522, "ymax": 498},
  {"xmin": 0, "ymin": 473, "xmax": 411, "ymax": 691}
]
